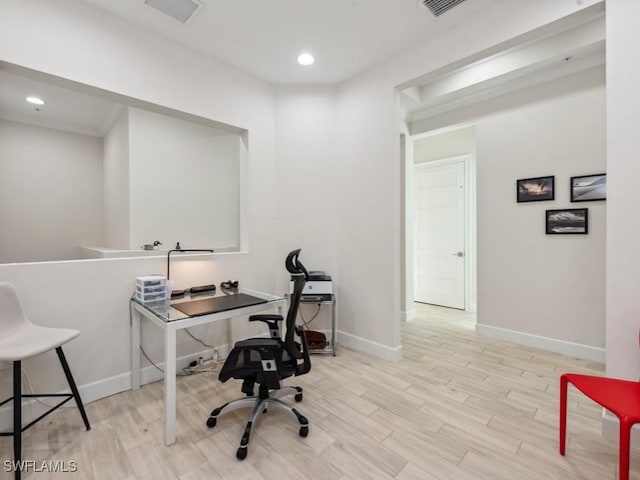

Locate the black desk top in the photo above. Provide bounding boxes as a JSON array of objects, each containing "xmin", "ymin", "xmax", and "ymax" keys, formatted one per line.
[{"xmin": 171, "ymin": 293, "xmax": 268, "ymax": 317}]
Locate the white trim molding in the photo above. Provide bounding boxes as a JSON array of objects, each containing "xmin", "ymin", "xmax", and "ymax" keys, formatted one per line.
[
  {"xmin": 337, "ymin": 331, "xmax": 403, "ymax": 361},
  {"xmin": 476, "ymin": 324, "xmax": 605, "ymax": 363},
  {"xmin": 602, "ymin": 410, "xmax": 640, "ymax": 449},
  {"xmin": 0, "ymin": 347, "xmax": 219, "ymax": 432},
  {"xmin": 402, "ymin": 308, "xmax": 416, "ymax": 322}
]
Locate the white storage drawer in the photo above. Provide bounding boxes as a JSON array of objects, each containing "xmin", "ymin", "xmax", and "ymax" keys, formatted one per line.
[{"xmin": 135, "ymin": 275, "xmax": 167, "ymax": 303}]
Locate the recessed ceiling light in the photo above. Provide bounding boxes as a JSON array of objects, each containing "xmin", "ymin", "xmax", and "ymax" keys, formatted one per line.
[
  {"xmin": 26, "ymin": 96, "xmax": 44, "ymax": 106},
  {"xmin": 297, "ymin": 53, "xmax": 315, "ymax": 66}
]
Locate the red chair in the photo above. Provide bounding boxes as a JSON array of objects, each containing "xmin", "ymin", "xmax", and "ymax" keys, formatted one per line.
[{"xmin": 560, "ymin": 373, "xmax": 640, "ymax": 480}]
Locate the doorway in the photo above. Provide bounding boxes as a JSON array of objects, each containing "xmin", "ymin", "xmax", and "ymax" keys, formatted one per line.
[
  {"xmin": 414, "ymin": 157, "xmax": 466, "ymax": 309},
  {"xmin": 407, "ymin": 125, "xmax": 476, "ymax": 315}
]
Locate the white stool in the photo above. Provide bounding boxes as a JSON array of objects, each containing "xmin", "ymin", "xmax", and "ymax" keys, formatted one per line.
[{"xmin": 0, "ymin": 282, "xmax": 90, "ymax": 480}]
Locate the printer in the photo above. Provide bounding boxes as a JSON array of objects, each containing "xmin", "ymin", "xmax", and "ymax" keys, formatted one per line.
[{"xmin": 291, "ymin": 270, "xmax": 333, "ymax": 301}]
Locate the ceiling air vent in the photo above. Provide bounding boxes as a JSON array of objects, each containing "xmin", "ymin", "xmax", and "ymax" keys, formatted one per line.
[
  {"xmin": 418, "ymin": 0, "xmax": 469, "ymax": 17},
  {"xmin": 144, "ymin": 0, "xmax": 203, "ymax": 24}
]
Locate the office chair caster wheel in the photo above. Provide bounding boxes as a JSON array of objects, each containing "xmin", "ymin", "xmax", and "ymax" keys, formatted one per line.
[
  {"xmin": 236, "ymin": 447, "xmax": 247, "ymax": 460},
  {"xmin": 299, "ymin": 425, "xmax": 309, "ymax": 437},
  {"xmin": 206, "ymin": 417, "xmax": 217, "ymax": 428},
  {"xmin": 295, "ymin": 393, "xmax": 303, "ymax": 402}
]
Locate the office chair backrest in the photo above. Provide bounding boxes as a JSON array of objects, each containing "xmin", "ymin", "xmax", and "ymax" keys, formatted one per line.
[
  {"xmin": 284, "ymin": 249, "xmax": 309, "ymax": 360},
  {"xmin": 0, "ymin": 282, "xmax": 29, "ymax": 337}
]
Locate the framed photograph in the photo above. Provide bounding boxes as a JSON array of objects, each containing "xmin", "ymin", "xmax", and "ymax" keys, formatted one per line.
[
  {"xmin": 517, "ymin": 176, "xmax": 555, "ymax": 202},
  {"xmin": 546, "ymin": 208, "xmax": 588, "ymax": 234},
  {"xmin": 571, "ymin": 173, "xmax": 606, "ymax": 202}
]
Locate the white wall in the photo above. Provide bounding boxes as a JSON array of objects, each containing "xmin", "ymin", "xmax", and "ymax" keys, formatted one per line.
[
  {"xmin": 103, "ymin": 108, "xmax": 129, "ymax": 249},
  {"xmin": 413, "ymin": 127, "xmax": 475, "ymax": 164},
  {"xmin": 274, "ymin": 87, "xmax": 338, "ymax": 274},
  {"xmin": 0, "ymin": 0, "xmax": 278, "ymax": 409},
  {"xmin": 600, "ymin": 0, "xmax": 640, "ymax": 444},
  {"xmin": 410, "ymin": 69, "xmax": 606, "ymax": 359},
  {"xmin": 475, "ymin": 69, "xmax": 606, "ymax": 354},
  {"xmin": 334, "ymin": 0, "xmax": 603, "ymax": 360},
  {"xmin": 336, "ymin": 79, "xmax": 403, "ymax": 358},
  {"xmin": 274, "ymin": 87, "xmax": 339, "ymax": 332},
  {"xmin": 412, "ymin": 69, "xmax": 606, "ymax": 358},
  {"xmin": 0, "ymin": 0, "xmax": 614, "ymax": 415},
  {"xmin": 128, "ymin": 107, "xmax": 240, "ymax": 251},
  {"xmin": 0, "ymin": 119, "xmax": 104, "ymax": 262},
  {"xmin": 606, "ymin": 0, "xmax": 640, "ymax": 380}
]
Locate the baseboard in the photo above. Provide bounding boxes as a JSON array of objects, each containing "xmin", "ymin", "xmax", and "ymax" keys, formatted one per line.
[
  {"xmin": 475, "ymin": 324, "xmax": 605, "ymax": 363},
  {"xmin": 0, "ymin": 328, "xmax": 404, "ymax": 431},
  {"xmin": 602, "ymin": 410, "xmax": 640, "ymax": 448},
  {"xmin": 0, "ymin": 346, "xmax": 220, "ymax": 432},
  {"xmin": 401, "ymin": 308, "xmax": 416, "ymax": 322},
  {"xmin": 337, "ymin": 330, "xmax": 403, "ymax": 361}
]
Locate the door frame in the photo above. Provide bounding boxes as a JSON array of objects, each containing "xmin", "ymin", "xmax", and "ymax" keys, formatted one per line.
[{"xmin": 405, "ymin": 150, "xmax": 476, "ymax": 315}]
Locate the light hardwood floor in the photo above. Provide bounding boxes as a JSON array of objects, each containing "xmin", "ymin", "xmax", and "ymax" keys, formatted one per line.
[{"xmin": 1, "ymin": 303, "xmax": 636, "ymax": 479}]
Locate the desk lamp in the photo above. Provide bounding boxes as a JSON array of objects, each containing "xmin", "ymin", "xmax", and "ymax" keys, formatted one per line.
[{"xmin": 167, "ymin": 244, "xmax": 214, "ymax": 298}]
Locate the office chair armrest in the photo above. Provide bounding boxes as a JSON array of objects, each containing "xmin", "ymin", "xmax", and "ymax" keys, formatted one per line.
[{"xmin": 249, "ymin": 314, "xmax": 284, "ymax": 339}]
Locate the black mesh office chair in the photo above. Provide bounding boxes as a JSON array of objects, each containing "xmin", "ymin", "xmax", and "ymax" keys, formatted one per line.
[{"xmin": 206, "ymin": 249, "xmax": 311, "ymax": 460}]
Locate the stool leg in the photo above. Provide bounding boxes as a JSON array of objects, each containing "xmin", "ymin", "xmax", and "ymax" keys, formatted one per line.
[
  {"xmin": 13, "ymin": 361, "xmax": 21, "ymax": 480},
  {"xmin": 55, "ymin": 347, "xmax": 90, "ymax": 431}
]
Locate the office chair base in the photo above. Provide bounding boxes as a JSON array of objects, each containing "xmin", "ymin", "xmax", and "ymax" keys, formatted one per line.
[{"xmin": 206, "ymin": 386, "xmax": 307, "ymax": 460}]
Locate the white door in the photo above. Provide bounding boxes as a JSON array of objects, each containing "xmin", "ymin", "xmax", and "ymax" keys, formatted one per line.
[{"xmin": 414, "ymin": 159, "xmax": 465, "ymax": 309}]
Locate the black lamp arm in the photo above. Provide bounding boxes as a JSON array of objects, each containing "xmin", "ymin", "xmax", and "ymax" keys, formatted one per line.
[{"xmin": 166, "ymin": 249, "xmax": 214, "ymax": 280}]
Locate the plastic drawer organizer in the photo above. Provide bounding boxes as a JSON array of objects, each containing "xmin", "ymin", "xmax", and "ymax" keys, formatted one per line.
[{"xmin": 136, "ymin": 276, "xmax": 168, "ymax": 304}]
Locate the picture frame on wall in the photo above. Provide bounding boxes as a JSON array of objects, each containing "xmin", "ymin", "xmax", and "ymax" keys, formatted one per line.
[
  {"xmin": 517, "ymin": 176, "xmax": 555, "ymax": 202},
  {"xmin": 546, "ymin": 208, "xmax": 588, "ymax": 234},
  {"xmin": 570, "ymin": 173, "xmax": 606, "ymax": 202}
]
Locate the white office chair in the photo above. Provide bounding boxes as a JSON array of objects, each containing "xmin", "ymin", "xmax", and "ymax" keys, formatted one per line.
[{"xmin": 0, "ymin": 282, "xmax": 90, "ymax": 480}]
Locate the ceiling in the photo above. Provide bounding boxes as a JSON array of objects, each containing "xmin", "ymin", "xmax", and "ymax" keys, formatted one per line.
[
  {"xmin": 77, "ymin": 0, "xmax": 497, "ymax": 85},
  {"xmin": 0, "ymin": 2, "xmax": 604, "ymax": 136},
  {"xmin": 400, "ymin": 7, "xmax": 605, "ymax": 125},
  {"xmin": 0, "ymin": 69, "xmax": 122, "ymax": 136}
]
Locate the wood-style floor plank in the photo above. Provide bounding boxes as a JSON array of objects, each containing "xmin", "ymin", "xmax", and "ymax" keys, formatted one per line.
[{"xmin": 0, "ymin": 303, "xmax": 632, "ymax": 479}]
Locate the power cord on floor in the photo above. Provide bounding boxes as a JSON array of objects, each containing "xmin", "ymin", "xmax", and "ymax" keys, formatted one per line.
[
  {"xmin": 184, "ymin": 328, "xmax": 220, "ymax": 364},
  {"xmin": 139, "ymin": 344, "xmax": 216, "ymax": 376},
  {"xmin": 183, "ymin": 361, "xmax": 219, "ymax": 375},
  {"xmin": 130, "ymin": 290, "xmax": 222, "ymax": 376}
]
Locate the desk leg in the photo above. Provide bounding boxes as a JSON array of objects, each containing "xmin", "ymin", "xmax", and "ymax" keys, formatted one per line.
[
  {"xmin": 164, "ymin": 326, "xmax": 177, "ymax": 446},
  {"xmin": 130, "ymin": 304, "xmax": 141, "ymax": 390}
]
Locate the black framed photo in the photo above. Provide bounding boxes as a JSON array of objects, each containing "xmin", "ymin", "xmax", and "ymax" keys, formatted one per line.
[
  {"xmin": 517, "ymin": 176, "xmax": 555, "ymax": 202},
  {"xmin": 571, "ymin": 173, "xmax": 606, "ymax": 202},
  {"xmin": 546, "ymin": 208, "xmax": 588, "ymax": 234}
]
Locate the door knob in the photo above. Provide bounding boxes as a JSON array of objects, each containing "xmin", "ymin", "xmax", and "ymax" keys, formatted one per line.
[{"xmin": 451, "ymin": 252, "xmax": 464, "ymax": 257}]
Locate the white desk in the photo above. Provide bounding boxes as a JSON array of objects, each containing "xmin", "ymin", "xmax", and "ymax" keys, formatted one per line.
[{"xmin": 130, "ymin": 288, "xmax": 286, "ymax": 446}]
